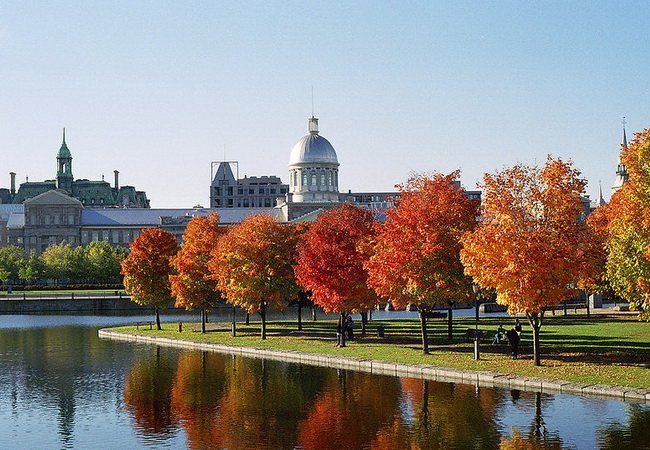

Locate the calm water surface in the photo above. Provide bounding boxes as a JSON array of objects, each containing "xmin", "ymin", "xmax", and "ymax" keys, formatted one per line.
[{"xmin": 0, "ymin": 314, "xmax": 648, "ymax": 449}]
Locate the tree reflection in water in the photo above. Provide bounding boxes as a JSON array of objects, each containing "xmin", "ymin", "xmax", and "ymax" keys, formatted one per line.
[
  {"xmin": 121, "ymin": 347, "xmax": 650, "ymax": 449},
  {"xmin": 123, "ymin": 346, "xmax": 178, "ymax": 438}
]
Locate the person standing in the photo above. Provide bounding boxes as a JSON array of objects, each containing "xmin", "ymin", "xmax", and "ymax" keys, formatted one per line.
[
  {"xmin": 346, "ymin": 315, "xmax": 354, "ymax": 341},
  {"xmin": 508, "ymin": 319, "xmax": 522, "ymax": 359}
]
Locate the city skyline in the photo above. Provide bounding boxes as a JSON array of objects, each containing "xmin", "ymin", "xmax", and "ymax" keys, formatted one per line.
[{"xmin": 1, "ymin": 2, "xmax": 648, "ymax": 207}]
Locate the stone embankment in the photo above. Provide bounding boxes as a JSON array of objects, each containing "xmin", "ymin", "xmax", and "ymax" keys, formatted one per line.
[
  {"xmin": 98, "ymin": 329, "xmax": 649, "ymax": 405},
  {"xmin": 0, "ymin": 294, "xmax": 149, "ymax": 313}
]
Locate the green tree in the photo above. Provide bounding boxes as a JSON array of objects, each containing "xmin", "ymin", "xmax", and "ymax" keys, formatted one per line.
[
  {"xmin": 41, "ymin": 242, "xmax": 76, "ymax": 281},
  {"xmin": 0, "ymin": 245, "xmax": 24, "ymax": 284},
  {"xmin": 19, "ymin": 251, "xmax": 45, "ymax": 283},
  {"xmin": 85, "ymin": 241, "xmax": 123, "ymax": 281},
  {"xmin": 607, "ymin": 128, "xmax": 650, "ymax": 320}
]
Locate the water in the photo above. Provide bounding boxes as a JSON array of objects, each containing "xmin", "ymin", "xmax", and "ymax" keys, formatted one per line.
[{"xmin": 0, "ymin": 314, "xmax": 647, "ymax": 449}]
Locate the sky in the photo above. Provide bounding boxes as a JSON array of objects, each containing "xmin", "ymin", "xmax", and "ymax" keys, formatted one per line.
[{"xmin": 1, "ymin": 1, "xmax": 649, "ymax": 207}]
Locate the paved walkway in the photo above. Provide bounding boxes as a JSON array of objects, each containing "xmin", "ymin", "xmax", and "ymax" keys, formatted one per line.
[{"xmin": 99, "ymin": 329, "xmax": 649, "ymax": 404}]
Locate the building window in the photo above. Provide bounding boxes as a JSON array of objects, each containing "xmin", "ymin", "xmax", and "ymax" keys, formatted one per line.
[
  {"xmin": 320, "ymin": 173, "xmax": 325, "ymax": 187},
  {"xmin": 264, "ymin": 198, "xmax": 271, "ymax": 207},
  {"xmin": 227, "ymin": 199, "xmax": 233, "ymax": 207},
  {"xmin": 302, "ymin": 172, "xmax": 307, "ymax": 187},
  {"xmin": 311, "ymin": 174, "xmax": 316, "ymax": 187},
  {"xmin": 92, "ymin": 231, "xmax": 99, "ymax": 242},
  {"xmin": 249, "ymin": 188, "xmax": 254, "ymax": 195},
  {"xmin": 238, "ymin": 188, "xmax": 243, "ymax": 195},
  {"xmin": 227, "ymin": 187, "xmax": 233, "ymax": 196}
]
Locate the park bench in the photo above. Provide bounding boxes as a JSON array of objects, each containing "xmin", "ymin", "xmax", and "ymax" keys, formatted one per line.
[
  {"xmin": 464, "ymin": 328, "xmax": 488, "ymax": 343},
  {"xmin": 135, "ymin": 321, "xmax": 154, "ymax": 330}
]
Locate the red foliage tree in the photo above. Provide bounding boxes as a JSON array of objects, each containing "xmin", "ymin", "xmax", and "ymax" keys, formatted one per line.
[
  {"xmin": 295, "ymin": 203, "xmax": 378, "ymax": 347},
  {"xmin": 210, "ymin": 214, "xmax": 300, "ymax": 339},
  {"xmin": 170, "ymin": 213, "xmax": 225, "ymax": 333},
  {"xmin": 366, "ymin": 171, "xmax": 479, "ymax": 354},
  {"xmin": 122, "ymin": 228, "xmax": 179, "ymax": 330},
  {"xmin": 461, "ymin": 157, "xmax": 586, "ymax": 365}
]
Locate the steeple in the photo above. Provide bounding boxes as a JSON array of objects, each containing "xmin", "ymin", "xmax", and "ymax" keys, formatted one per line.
[
  {"xmin": 598, "ymin": 181, "xmax": 606, "ymax": 206},
  {"xmin": 612, "ymin": 118, "xmax": 629, "ymax": 192},
  {"xmin": 56, "ymin": 128, "xmax": 73, "ymax": 192}
]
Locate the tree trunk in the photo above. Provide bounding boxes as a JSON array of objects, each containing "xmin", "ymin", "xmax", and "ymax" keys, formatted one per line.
[
  {"xmin": 584, "ymin": 290, "xmax": 590, "ymax": 318},
  {"xmin": 201, "ymin": 309, "xmax": 206, "ymax": 334},
  {"xmin": 231, "ymin": 306, "xmax": 237, "ymax": 337},
  {"xmin": 312, "ymin": 305, "xmax": 317, "ymax": 321},
  {"xmin": 297, "ymin": 301, "xmax": 302, "ymax": 331},
  {"xmin": 447, "ymin": 303, "xmax": 453, "ymax": 341},
  {"xmin": 260, "ymin": 302, "xmax": 267, "ymax": 340},
  {"xmin": 339, "ymin": 312, "xmax": 347, "ymax": 347},
  {"xmin": 155, "ymin": 307, "xmax": 161, "ymax": 330},
  {"xmin": 527, "ymin": 312, "xmax": 543, "ymax": 366},
  {"xmin": 361, "ymin": 311, "xmax": 368, "ymax": 335},
  {"xmin": 246, "ymin": 313, "xmax": 250, "ymax": 325},
  {"xmin": 419, "ymin": 307, "xmax": 429, "ymax": 354}
]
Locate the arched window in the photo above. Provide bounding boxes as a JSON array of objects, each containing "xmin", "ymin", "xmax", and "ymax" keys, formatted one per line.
[
  {"xmin": 311, "ymin": 174, "xmax": 317, "ymax": 187},
  {"xmin": 302, "ymin": 172, "xmax": 307, "ymax": 188},
  {"xmin": 293, "ymin": 171, "xmax": 297, "ymax": 186},
  {"xmin": 320, "ymin": 172, "xmax": 325, "ymax": 187}
]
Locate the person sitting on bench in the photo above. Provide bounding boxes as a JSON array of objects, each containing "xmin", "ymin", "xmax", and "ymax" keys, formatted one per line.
[{"xmin": 493, "ymin": 324, "xmax": 506, "ymax": 344}]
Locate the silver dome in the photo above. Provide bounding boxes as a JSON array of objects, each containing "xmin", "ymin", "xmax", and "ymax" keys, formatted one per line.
[
  {"xmin": 288, "ymin": 133, "xmax": 339, "ymax": 166},
  {"xmin": 288, "ymin": 117, "xmax": 339, "ymax": 166}
]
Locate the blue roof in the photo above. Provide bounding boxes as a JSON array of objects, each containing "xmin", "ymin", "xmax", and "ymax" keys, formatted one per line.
[{"xmin": 81, "ymin": 207, "xmax": 281, "ymax": 226}]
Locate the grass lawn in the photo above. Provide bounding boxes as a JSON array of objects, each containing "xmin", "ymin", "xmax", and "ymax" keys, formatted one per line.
[{"xmin": 110, "ymin": 313, "xmax": 650, "ymax": 389}]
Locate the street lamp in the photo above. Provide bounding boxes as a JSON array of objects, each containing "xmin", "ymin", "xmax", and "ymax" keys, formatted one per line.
[{"xmin": 472, "ymin": 283, "xmax": 482, "ymax": 360}]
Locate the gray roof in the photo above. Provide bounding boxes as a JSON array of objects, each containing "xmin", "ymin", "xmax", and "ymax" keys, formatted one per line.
[
  {"xmin": 81, "ymin": 207, "xmax": 282, "ymax": 227},
  {"xmin": 0, "ymin": 204, "xmax": 24, "ymax": 221},
  {"xmin": 7, "ymin": 212, "xmax": 24, "ymax": 228}
]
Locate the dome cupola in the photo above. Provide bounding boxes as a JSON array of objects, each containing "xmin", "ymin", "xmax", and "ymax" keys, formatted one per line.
[{"xmin": 288, "ymin": 117, "xmax": 340, "ymax": 203}]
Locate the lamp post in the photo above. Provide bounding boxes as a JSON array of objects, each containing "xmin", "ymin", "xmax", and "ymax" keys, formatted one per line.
[{"xmin": 472, "ymin": 283, "xmax": 481, "ymax": 360}]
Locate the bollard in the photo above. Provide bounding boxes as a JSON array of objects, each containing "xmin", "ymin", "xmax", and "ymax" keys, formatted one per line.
[
  {"xmin": 376, "ymin": 326, "xmax": 385, "ymax": 338},
  {"xmin": 474, "ymin": 338, "xmax": 480, "ymax": 360},
  {"xmin": 178, "ymin": 322, "xmax": 183, "ymax": 332}
]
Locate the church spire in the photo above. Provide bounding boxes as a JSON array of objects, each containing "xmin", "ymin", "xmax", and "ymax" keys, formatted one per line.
[
  {"xmin": 612, "ymin": 118, "xmax": 629, "ymax": 192},
  {"xmin": 63, "ymin": 127, "xmax": 66, "ymax": 145}
]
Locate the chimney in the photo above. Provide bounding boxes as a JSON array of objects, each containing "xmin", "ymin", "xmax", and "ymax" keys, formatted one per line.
[
  {"xmin": 10, "ymin": 172, "xmax": 16, "ymax": 195},
  {"xmin": 114, "ymin": 170, "xmax": 120, "ymax": 190}
]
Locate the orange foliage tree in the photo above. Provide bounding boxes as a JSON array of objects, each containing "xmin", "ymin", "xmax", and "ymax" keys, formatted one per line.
[
  {"xmin": 606, "ymin": 128, "xmax": 650, "ymax": 320},
  {"xmin": 295, "ymin": 204, "xmax": 378, "ymax": 347},
  {"xmin": 170, "ymin": 213, "xmax": 225, "ymax": 333},
  {"xmin": 210, "ymin": 214, "xmax": 301, "ymax": 339},
  {"xmin": 366, "ymin": 171, "xmax": 479, "ymax": 354},
  {"xmin": 122, "ymin": 228, "xmax": 179, "ymax": 330},
  {"xmin": 461, "ymin": 157, "xmax": 586, "ymax": 365}
]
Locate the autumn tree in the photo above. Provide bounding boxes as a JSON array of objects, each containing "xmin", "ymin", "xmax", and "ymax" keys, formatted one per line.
[
  {"xmin": 210, "ymin": 214, "xmax": 300, "ymax": 339},
  {"xmin": 606, "ymin": 128, "xmax": 650, "ymax": 320},
  {"xmin": 122, "ymin": 228, "xmax": 179, "ymax": 330},
  {"xmin": 170, "ymin": 213, "xmax": 225, "ymax": 333},
  {"xmin": 295, "ymin": 203, "xmax": 378, "ymax": 347},
  {"xmin": 366, "ymin": 171, "xmax": 479, "ymax": 354},
  {"xmin": 461, "ymin": 157, "xmax": 586, "ymax": 365}
]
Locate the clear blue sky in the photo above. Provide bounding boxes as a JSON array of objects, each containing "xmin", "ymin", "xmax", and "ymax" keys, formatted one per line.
[{"xmin": 1, "ymin": 1, "xmax": 648, "ymax": 207}]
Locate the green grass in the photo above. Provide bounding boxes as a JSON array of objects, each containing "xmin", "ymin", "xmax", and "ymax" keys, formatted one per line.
[{"xmin": 110, "ymin": 314, "xmax": 650, "ymax": 389}]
